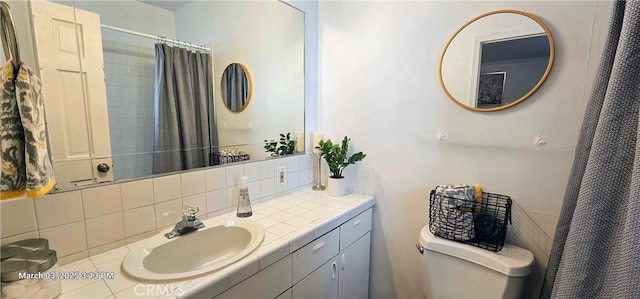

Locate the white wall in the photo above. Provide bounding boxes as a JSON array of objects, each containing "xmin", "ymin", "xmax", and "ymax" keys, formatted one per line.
[
  {"xmin": 174, "ymin": 1, "xmax": 304, "ymax": 160},
  {"xmin": 318, "ymin": 1, "xmax": 612, "ymax": 297},
  {"xmin": 71, "ymin": 0, "xmax": 176, "ymax": 47}
]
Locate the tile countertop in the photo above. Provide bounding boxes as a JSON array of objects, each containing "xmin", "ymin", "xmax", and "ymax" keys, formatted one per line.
[{"xmin": 57, "ymin": 189, "xmax": 376, "ymax": 299}]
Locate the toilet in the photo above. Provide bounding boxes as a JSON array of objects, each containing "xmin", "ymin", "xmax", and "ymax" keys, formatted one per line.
[{"xmin": 418, "ymin": 225, "xmax": 534, "ymax": 298}]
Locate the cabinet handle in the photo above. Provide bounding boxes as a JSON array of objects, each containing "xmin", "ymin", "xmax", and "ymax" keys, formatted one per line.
[
  {"xmin": 312, "ymin": 241, "xmax": 325, "ymax": 253},
  {"xmin": 332, "ymin": 261, "xmax": 337, "ymax": 279},
  {"xmin": 341, "ymin": 253, "xmax": 346, "ymax": 271},
  {"xmin": 353, "ymin": 219, "xmax": 362, "ymax": 227}
]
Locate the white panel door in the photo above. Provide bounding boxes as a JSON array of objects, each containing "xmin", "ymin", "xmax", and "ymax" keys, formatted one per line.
[
  {"xmin": 339, "ymin": 232, "xmax": 371, "ymax": 299},
  {"xmin": 30, "ymin": 0, "xmax": 112, "ymax": 188},
  {"xmin": 292, "ymin": 255, "xmax": 339, "ymax": 299}
]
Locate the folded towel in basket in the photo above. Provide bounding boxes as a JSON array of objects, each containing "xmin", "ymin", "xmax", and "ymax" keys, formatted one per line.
[{"xmin": 433, "ymin": 184, "xmax": 476, "ymax": 241}]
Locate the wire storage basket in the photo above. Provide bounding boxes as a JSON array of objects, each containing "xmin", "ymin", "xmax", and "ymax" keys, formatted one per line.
[{"xmin": 429, "ymin": 188, "xmax": 512, "ymax": 252}]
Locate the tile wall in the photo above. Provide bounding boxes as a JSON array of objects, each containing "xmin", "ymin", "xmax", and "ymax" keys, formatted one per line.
[
  {"xmin": 0, "ymin": 155, "xmax": 313, "ymax": 265},
  {"xmin": 102, "ymin": 39, "xmax": 156, "ymax": 181}
]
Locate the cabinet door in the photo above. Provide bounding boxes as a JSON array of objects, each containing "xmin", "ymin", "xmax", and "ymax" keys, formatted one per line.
[
  {"xmin": 215, "ymin": 256, "xmax": 292, "ymax": 299},
  {"xmin": 292, "ymin": 255, "xmax": 339, "ymax": 299},
  {"xmin": 339, "ymin": 232, "xmax": 371, "ymax": 299}
]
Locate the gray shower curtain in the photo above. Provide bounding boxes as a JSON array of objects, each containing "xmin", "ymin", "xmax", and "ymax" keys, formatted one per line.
[
  {"xmin": 153, "ymin": 43, "xmax": 218, "ymax": 174},
  {"xmin": 542, "ymin": 2, "xmax": 640, "ymax": 298}
]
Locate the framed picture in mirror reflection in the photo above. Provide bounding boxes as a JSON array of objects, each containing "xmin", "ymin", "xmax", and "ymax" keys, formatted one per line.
[{"xmin": 477, "ymin": 72, "xmax": 506, "ymax": 108}]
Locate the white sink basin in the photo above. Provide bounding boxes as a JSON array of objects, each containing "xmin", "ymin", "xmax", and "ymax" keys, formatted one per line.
[{"xmin": 122, "ymin": 217, "xmax": 264, "ymax": 281}]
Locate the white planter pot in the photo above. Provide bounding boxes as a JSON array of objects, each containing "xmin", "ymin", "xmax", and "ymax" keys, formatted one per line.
[{"xmin": 327, "ymin": 177, "xmax": 348, "ymax": 197}]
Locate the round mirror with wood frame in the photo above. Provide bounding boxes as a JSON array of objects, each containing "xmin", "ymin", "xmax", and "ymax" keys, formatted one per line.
[
  {"xmin": 438, "ymin": 10, "xmax": 555, "ymax": 112},
  {"xmin": 221, "ymin": 62, "xmax": 253, "ymax": 112}
]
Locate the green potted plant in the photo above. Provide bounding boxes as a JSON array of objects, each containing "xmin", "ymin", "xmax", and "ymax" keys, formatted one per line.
[
  {"xmin": 264, "ymin": 133, "xmax": 296, "ymax": 157},
  {"xmin": 315, "ymin": 136, "xmax": 366, "ymax": 196}
]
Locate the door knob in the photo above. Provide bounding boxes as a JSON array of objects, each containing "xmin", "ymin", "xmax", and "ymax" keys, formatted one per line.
[{"xmin": 97, "ymin": 163, "xmax": 110, "ymax": 173}]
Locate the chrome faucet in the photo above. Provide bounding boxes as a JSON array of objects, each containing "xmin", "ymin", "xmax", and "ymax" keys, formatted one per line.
[{"xmin": 164, "ymin": 205, "xmax": 205, "ymax": 239}]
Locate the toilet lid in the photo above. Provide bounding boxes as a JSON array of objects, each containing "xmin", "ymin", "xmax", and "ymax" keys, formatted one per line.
[{"xmin": 419, "ymin": 226, "xmax": 534, "ymax": 277}]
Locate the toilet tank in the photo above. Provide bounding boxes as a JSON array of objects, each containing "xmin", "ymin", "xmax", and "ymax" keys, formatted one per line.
[{"xmin": 418, "ymin": 226, "xmax": 533, "ymax": 299}]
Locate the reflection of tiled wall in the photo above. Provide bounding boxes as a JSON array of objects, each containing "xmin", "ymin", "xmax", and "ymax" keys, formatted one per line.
[
  {"xmin": 0, "ymin": 155, "xmax": 314, "ymax": 265},
  {"xmin": 102, "ymin": 40, "xmax": 155, "ymax": 181}
]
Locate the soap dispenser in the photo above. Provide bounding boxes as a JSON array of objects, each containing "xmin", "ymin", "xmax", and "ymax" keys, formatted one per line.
[{"xmin": 236, "ymin": 176, "xmax": 252, "ymax": 217}]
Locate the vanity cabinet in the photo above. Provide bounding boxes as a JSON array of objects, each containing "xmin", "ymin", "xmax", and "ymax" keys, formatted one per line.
[
  {"xmin": 338, "ymin": 232, "xmax": 371, "ymax": 299},
  {"xmin": 292, "ymin": 229, "xmax": 340, "ymax": 283},
  {"xmin": 292, "ymin": 255, "xmax": 339, "ymax": 298},
  {"xmin": 291, "ymin": 208, "xmax": 372, "ymax": 299},
  {"xmin": 213, "ymin": 207, "xmax": 373, "ymax": 299}
]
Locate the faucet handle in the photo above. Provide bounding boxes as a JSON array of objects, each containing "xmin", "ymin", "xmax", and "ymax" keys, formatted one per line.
[{"xmin": 183, "ymin": 204, "xmax": 200, "ymax": 220}]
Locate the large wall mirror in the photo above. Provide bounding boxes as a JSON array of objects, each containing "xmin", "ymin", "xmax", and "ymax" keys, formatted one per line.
[
  {"xmin": 15, "ymin": 0, "xmax": 304, "ymax": 190},
  {"xmin": 439, "ymin": 10, "xmax": 554, "ymax": 112}
]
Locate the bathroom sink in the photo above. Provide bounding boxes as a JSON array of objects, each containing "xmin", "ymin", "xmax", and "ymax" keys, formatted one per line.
[{"xmin": 122, "ymin": 217, "xmax": 264, "ymax": 281}]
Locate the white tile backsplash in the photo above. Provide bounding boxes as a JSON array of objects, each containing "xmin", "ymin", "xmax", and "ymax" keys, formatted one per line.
[
  {"xmin": 182, "ymin": 193, "xmax": 207, "ymax": 216},
  {"xmin": 244, "ymin": 162, "xmax": 261, "ymax": 182},
  {"xmin": 261, "ymin": 178, "xmax": 276, "ymax": 198},
  {"xmin": 35, "ymin": 191, "xmax": 84, "ymax": 229},
  {"xmin": 226, "ymin": 186, "xmax": 239, "ymax": 209},
  {"xmin": 85, "ymin": 212, "xmax": 125, "ymax": 248},
  {"xmin": 288, "ymin": 172, "xmax": 300, "ymax": 190},
  {"xmin": 155, "ymin": 198, "xmax": 183, "ymax": 228},
  {"xmin": 286, "ymin": 156, "xmax": 299, "ymax": 173},
  {"xmin": 120, "ymin": 179, "xmax": 154, "ymax": 210},
  {"xmin": 260, "ymin": 160, "xmax": 275, "ymax": 179},
  {"xmin": 225, "ymin": 165, "xmax": 244, "ymax": 187},
  {"xmin": 274, "ymin": 157, "xmax": 287, "ymax": 170},
  {"xmin": 0, "ymin": 155, "xmax": 310, "ymax": 265},
  {"xmin": 248, "ymin": 181, "xmax": 261, "ymax": 202},
  {"xmin": 82, "ymin": 185, "xmax": 122, "ymax": 219},
  {"xmin": 1, "ymin": 198, "xmax": 37, "ymax": 237},
  {"xmin": 181, "ymin": 171, "xmax": 205, "ymax": 196},
  {"xmin": 205, "ymin": 167, "xmax": 226, "ymax": 191},
  {"xmin": 298, "ymin": 155, "xmax": 310, "ymax": 170},
  {"xmin": 153, "ymin": 174, "xmax": 181, "ymax": 203},
  {"xmin": 39, "ymin": 221, "xmax": 87, "ymax": 257},
  {"xmin": 299, "ymin": 169, "xmax": 311, "ymax": 186},
  {"xmin": 275, "ymin": 174, "xmax": 288, "ymax": 194},
  {"xmin": 206, "ymin": 189, "xmax": 227, "ymax": 213},
  {"xmin": 123, "ymin": 205, "xmax": 156, "ymax": 237}
]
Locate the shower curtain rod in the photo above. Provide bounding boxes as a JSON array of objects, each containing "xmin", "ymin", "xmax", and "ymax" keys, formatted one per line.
[{"xmin": 100, "ymin": 24, "xmax": 210, "ymax": 52}]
